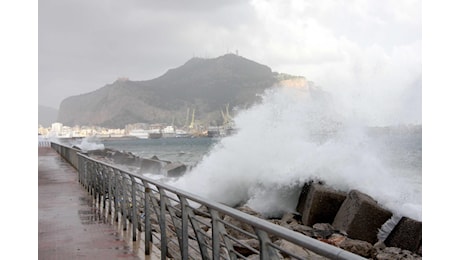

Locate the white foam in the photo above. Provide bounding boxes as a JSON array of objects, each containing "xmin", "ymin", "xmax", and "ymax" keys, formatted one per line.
[
  {"xmin": 72, "ymin": 137, "xmax": 105, "ymax": 151},
  {"xmin": 169, "ymin": 85, "xmax": 422, "ymax": 221}
]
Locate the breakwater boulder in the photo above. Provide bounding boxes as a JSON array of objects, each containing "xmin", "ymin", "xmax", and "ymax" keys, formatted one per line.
[
  {"xmin": 332, "ymin": 189, "xmax": 393, "ymax": 244},
  {"xmin": 290, "ymin": 181, "xmax": 422, "ymax": 258},
  {"xmin": 86, "ymin": 148, "xmax": 189, "ymax": 178},
  {"xmin": 384, "ymin": 217, "xmax": 422, "ymax": 253},
  {"xmin": 164, "ymin": 162, "xmax": 187, "ymax": 178},
  {"xmin": 112, "ymin": 150, "xmax": 140, "ymax": 166},
  {"xmin": 296, "ymin": 182, "xmax": 346, "ymax": 226},
  {"xmin": 139, "ymin": 156, "xmax": 168, "ymax": 175}
]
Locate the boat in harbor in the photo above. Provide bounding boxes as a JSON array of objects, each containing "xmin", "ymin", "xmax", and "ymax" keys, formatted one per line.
[
  {"xmin": 148, "ymin": 129, "xmax": 162, "ymax": 139},
  {"xmin": 175, "ymin": 129, "xmax": 191, "ymax": 138},
  {"xmin": 206, "ymin": 126, "xmax": 221, "ymax": 137},
  {"xmin": 162, "ymin": 125, "xmax": 176, "ymax": 138},
  {"xmin": 127, "ymin": 129, "xmax": 150, "ymax": 139}
]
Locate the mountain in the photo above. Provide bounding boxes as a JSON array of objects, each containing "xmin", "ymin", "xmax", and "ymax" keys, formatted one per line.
[
  {"xmin": 38, "ymin": 105, "xmax": 58, "ymax": 127},
  {"xmin": 57, "ymin": 54, "xmax": 298, "ymax": 128}
]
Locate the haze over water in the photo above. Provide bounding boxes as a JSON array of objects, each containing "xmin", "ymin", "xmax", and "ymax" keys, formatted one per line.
[{"xmin": 168, "ymin": 84, "xmax": 422, "ymax": 221}]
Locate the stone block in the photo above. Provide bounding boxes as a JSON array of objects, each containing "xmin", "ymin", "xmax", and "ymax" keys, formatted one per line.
[
  {"xmin": 298, "ymin": 183, "xmax": 346, "ymax": 226},
  {"xmin": 112, "ymin": 151, "xmax": 139, "ymax": 166},
  {"xmin": 296, "ymin": 182, "xmax": 312, "ymax": 214},
  {"xmin": 165, "ymin": 162, "xmax": 187, "ymax": 177},
  {"xmin": 332, "ymin": 190, "xmax": 392, "ymax": 244},
  {"xmin": 384, "ymin": 217, "xmax": 422, "ymax": 253},
  {"xmin": 139, "ymin": 158, "xmax": 163, "ymax": 174}
]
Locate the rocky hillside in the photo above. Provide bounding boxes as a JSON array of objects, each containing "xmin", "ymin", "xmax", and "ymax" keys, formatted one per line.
[{"xmin": 58, "ymin": 54, "xmax": 297, "ymax": 128}]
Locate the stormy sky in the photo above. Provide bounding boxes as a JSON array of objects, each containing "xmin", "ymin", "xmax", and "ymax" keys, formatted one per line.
[{"xmin": 38, "ymin": 0, "xmax": 422, "ymax": 125}]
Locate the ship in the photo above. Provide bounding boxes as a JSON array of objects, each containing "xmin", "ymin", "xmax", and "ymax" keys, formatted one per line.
[
  {"xmin": 127, "ymin": 129, "xmax": 150, "ymax": 139},
  {"xmin": 148, "ymin": 129, "xmax": 162, "ymax": 139},
  {"xmin": 175, "ymin": 129, "xmax": 191, "ymax": 138},
  {"xmin": 162, "ymin": 125, "xmax": 176, "ymax": 138},
  {"xmin": 206, "ymin": 126, "xmax": 221, "ymax": 138}
]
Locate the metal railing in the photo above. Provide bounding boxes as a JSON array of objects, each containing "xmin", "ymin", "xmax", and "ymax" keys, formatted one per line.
[
  {"xmin": 51, "ymin": 142, "xmax": 365, "ymax": 260},
  {"xmin": 38, "ymin": 139, "xmax": 51, "ymax": 147}
]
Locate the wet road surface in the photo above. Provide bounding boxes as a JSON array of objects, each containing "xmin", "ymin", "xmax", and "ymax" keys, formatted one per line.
[{"xmin": 38, "ymin": 147, "xmax": 160, "ymax": 259}]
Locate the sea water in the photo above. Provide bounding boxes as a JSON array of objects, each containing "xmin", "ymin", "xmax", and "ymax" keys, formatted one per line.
[
  {"xmin": 73, "ymin": 85, "xmax": 422, "ymax": 222},
  {"xmin": 100, "ymin": 137, "xmax": 218, "ymax": 166}
]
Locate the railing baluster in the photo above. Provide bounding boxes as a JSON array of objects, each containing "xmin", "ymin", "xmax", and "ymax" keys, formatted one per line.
[
  {"xmin": 143, "ymin": 183, "xmax": 152, "ymax": 256},
  {"xmin": 256, "ymin": 228, "xmax": 280, "ymax": 260},
  {"xmin": 179, "ymin": 196, "xmax": 189, "ymax": 259},
  {"xmin": 108, "ymin": 168, "xmax": 113, "ymax": 215},
  {"xmin": 210, "ymin": 209, "xmax": 237, "ymax": 260},
  {"xmin": 101, "ymin": 165, "xmax": 107, "ymax": 210},
  {"xmin": 121, "ymin": 172, "xmax": 128, "ymax": 230},
  {"xmin": 130, "ymin": 176, "xmax": 138, "ymax": 241},
  {"xmin": 113, "ymin": 170, "xmax": 119, "ymax": 222},
  {"xmin": 159, "ymin": 187, "xmax": 168, "ymax": 260}
]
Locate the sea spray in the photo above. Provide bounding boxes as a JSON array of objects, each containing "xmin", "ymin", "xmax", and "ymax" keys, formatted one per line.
[
  {"xmin": 167, "ymin": 84, "xmax": 422, "ymax": 221},
  {"xmin": 71, "ymin": 137, "xmax": 105, "ymax": 151}
]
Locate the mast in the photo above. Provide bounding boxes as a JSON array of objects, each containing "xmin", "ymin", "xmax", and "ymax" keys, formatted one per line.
[{"xmin": 189, "ymin": 109, "xmax": 195, "ymax": 129}]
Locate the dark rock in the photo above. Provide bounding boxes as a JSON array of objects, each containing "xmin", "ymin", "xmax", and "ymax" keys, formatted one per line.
[
  {"xmin": 139, "ymin": 158, "xmax": 164, "ymax": 174},
  {"xmin": 112, "ymin": 151, "xmax": 139, "ymax": 166},
  {"xmin": 332, "ymin": 190, "xmax": 392, "ymax": 244},
  {"xmin": 280, "ymin": 212, "xmax": 301, "ymax": 226},
  {"xmin": 337, "ymin": 237, "xmax": 376, "ymax": 258},
  {"xmin": 164, "ymin": 162, "xmax": 187, "ymax": 177},
  {"xmin": 87, "ymin": 149, "xmax": 106, "ymax": 156},
  {"xmin": 275, "ymin": 239, "xmax": 330, "ymax": 260},
  {"xmin": 311, "ymin": 223, "xmax": 342, "ymax": 239},
  {"xmin": 375, "ymin": 247, "xmax": 422, "ymax": 260},
  {"xmin": 296, "ymin": 182, "xmax": 312, "ymax": 213},
  {"xmin": 312, "ymin": 223, "xmax": 335, "ymax": 231},
  {"xmin": 298, "ymin": 183, "xmax": 346, "ymax": 226},
  {"xmin": 384, "ymin": 217, "xmax": 422, "ymax": 253},
  {"xmin": 288, "ymin": 223, "xmax": 315, "ymax": 237}
]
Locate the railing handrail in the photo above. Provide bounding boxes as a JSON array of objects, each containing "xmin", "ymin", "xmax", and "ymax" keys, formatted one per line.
[{"xmin": 50, "ymin": 141, "xmax": 365, "ymax": 260}]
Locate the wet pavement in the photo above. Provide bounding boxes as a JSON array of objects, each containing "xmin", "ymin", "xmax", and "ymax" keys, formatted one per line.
[{"xmin": 38, "ymin": 147, "xmax": 160, "ymax": 259}]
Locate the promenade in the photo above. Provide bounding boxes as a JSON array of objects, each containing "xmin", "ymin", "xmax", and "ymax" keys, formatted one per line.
[{"xmin": 38, "ymin": 147, "xmax": 159, "ymax": 259}]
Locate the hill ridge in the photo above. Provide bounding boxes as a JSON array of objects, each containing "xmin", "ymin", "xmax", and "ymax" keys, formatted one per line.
[{"xmin": 57, "ymin": 54, "xmax": 300, "ymax": 128}]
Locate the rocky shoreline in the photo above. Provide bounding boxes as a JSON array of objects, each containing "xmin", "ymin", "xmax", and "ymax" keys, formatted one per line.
[{"xmin": 84, "ymin": 148, "xmax": 422, "ymax": 259}]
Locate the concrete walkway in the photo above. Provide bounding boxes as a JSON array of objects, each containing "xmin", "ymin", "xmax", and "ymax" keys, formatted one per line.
[{"xmin": 38, "ymin": 147, "xmax": 159, "ymax": 260}]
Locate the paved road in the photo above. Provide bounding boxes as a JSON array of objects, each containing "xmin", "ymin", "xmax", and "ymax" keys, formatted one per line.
[{"xmin": 38, "ymin": 147, "xmax": 159, "ymax": 259}]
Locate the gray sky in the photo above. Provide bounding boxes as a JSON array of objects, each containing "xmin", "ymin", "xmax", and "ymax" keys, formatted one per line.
[{"xmin": 38, "ymin": 0, "xmax": 421, "ymax": 125}]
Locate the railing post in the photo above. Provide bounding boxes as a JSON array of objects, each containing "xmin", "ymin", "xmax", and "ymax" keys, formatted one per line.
[
  {"xmin": 113, "ymin": 170, "xmax": 119, "ymax": 222},
  {"xmin": 130, "ymin": 176, "xmax": 138, "ymax": 241},
  {"xmin": 120, "ymin": 172, "xmax": 128, "ymax": 230},
  {"xmin": 95, "ymin": 164, "xmax": 101, "ymax": 206},
  {"xmin": 108, "ymin": 168, "xmax": 113, "ymax": 215},
  {"xmin": 181, "ymin": 201, "xmax": 211, "ymax": 260},
  {"xmin": 179, "ymin": 196, "xmax": 189, "ymax": 259},
  {"xmin": 159, "ymin": 187, "xmax": 168, "ymax": 260},
  {"xmin": 210, "ymin": 209, "xmax": 236, "ymax": 260},
  {"xmin": 255, "ymin": 228, "xmax": 280, "ymax": 260},
  {"xmin": 87, "ymin": 160, "xmax": 91, "ymax": 193},
  {"xmin": 144, "ymin": 185, "xmax": 151, "ymax": 255},
  {"xmin": 101, "ymin": 165, "xmax": 107, "ymax": 210}
]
